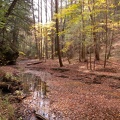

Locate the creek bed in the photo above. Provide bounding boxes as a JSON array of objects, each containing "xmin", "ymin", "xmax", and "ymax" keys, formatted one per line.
[{"xmin": 20, "ymin": 70, "xmax": 53, "ymax": 120}]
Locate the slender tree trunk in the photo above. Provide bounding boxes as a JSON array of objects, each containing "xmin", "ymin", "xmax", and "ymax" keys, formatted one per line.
[
  {"xmin": 32, "ymin": 0, "xmax": 39, "ymax": 58},
  {"xmin": 81, "ymin": 0, "xmax": 86, "ymax": 62},
  {"xmin": 0, "ymin": 0, "xmax": 18, "ymax": 37},
  {"xmin": 38, "ymin": 0, "xmax": 40, "ymax": 60},
  {"xmin": 55, "ymin": 0, "xmax": 63, "ymax": 67},
  {"xmin": 93, "ymin": 32, "xmax": 100, "ymax": 60},
  {"xmin": 40, "ymin": 0, "xmax": 43, "ymax": 58},
  {"xmin": 45, "ymin": 0, "xmax": 48, "ymax": 59},
  {"xmin": 51, "ymin": 30, "xmax": 54, "ymax": 59},
  {"xmin": 51, "ymin": 0, "xmax": 54, "ymax": 59},
  {"xmin": 104, "ymin": 0, "xmax": 108, "ymax": 68},
  {"xmin": 88, "ymin": 0, "xmax": 100, "ymax": 61},
  {"xmin": 89, "ymin": 47, "xmax": 92, "ymax": 70},
  {"xmin": 107, "ymin": 9, "xmax": 115, "ymax": 60},
  {"xmin": 107, "ymin": 30, "xmax": 114, "ymax": 59},
  {"xmin": 79, "ymin": 42, "xmax": 81, "ymax": 62},
  {"xmin": 5, "ymin": 0, "xmax": 18, "ymax": 17}
]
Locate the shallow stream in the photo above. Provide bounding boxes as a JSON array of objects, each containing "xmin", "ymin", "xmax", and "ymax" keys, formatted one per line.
[{"xmin": 20, "ymin": 70, "xmax": 53, "ymax": 120}]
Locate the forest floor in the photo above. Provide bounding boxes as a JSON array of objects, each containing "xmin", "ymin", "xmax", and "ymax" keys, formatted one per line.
[
  {"xmin": 25, "ymin": 59, "xmax": 120, "ymax": 120},
  {"xmin": 0, "ymin": 58, "xmax": 120, "ymax": 120}
]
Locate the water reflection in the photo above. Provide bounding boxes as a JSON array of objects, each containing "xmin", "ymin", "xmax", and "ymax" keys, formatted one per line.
[{"xmin": 21, "ymin": 70, "xmax": 51, "ymax": 119}]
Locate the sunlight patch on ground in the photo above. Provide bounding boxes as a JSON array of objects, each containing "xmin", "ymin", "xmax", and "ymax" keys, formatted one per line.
[{"xmin": 78, "ymin": 66, "xmax": 90, "ymax": 73}]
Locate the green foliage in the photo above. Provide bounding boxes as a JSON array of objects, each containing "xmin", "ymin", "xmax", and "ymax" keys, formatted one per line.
[
  {"xmin": 5, "ymin": 72, "xmax": 17, "ymax": 81},
  {"xmin": 0, "ymin": 0, "xmax": 8, "ymax": 28},
  {"xmin": 57, "ymin": 3, "xmax": 81, "ymax": 18},
  {"xmin": 5, "ymin": 72, "xmax": 13, "ymax": 79},
  {"xmin": 62, "ymin": 41, "xmax": 73, "ymax": 53},
  {"xmin": 0, "ymin": 0, "xmax": 33, "ymax": 64},
  {"xmin": 19, "ymin": 51, "xmax": 26, "ymax": 56},
  {"xmin": 50, "ymin": 0, "xmax": 120, "ymax": 61}
]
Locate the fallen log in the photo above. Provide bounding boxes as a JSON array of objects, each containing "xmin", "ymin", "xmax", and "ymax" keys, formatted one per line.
[
  {"xmin": 56, "ymin": 75, "xmax": 69, "ymax": 78},
  {"xmin": 27, "ymin": 61, "xmax": 43, "ymax": 66},
  {"xmin": 51, "ymin": 67, "xmax": 70, "ymax": 72}
]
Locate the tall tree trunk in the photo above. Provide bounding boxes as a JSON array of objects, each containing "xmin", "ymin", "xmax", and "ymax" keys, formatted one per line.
[
  {"xmin": 0, "ymin": 0, "xmax": 18, "ymax": 38},
  {"xmin": 93, "ymin": 0, "xmax": 100, "ymax": 61},
  {"xmin": 45, "ymin": 0, "xmax": 48, "ymax": 59},
  {"xmin": 51, "ymin": 0, "xmax": 54, "ymax": 59},
  {"xmin": 38, "ymin": 0, "xmax": 40, "ymax": 60},
  {"xmin": 93, "ymin": 32, "xmax": 100, "ymax": 60},
  {"xmin": 81, "ymin": 0, "xmax": 86, "ymax": 62},
  {"xmin": 32, "ymin": 0, "xmax": 39, "ymax": 58},
  {"xmin": 40, "ymin": 0, "xmax": 43, "ymax": 58},
  {"xmin": 79, "ymin": 42, "xmax": 81, "ymax": 62},
  {"xmin": 107, "ymin": 9, "xmax": 115, "ymax": 60},
  {"xmin": 12, "ymin": 26, "xmax": 19, "ymax": 47},
  {"xmin": 104, "ymin": 0, "xmax": 108, "ymax": 68},
  {"xmin": 55, "ymin": 0, "xmax": 63, "ymax": 67},
  {"xmin": 88, "ymin": 0, "xmax": 100, "ymax": 60},
  {"xmin": 5, "ymin": 0, "xmax": 18, "ymax": 17}
]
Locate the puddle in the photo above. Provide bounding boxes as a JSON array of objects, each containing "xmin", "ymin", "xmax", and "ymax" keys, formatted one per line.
[{"xmin": 20, "ymin": 70, "xmax": 51, "ymax": 120}]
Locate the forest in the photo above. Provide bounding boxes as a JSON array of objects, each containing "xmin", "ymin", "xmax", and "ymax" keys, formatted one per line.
[{"xmin": 0, "ymin": 0, "xmax": 120, "ymax": 120}]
